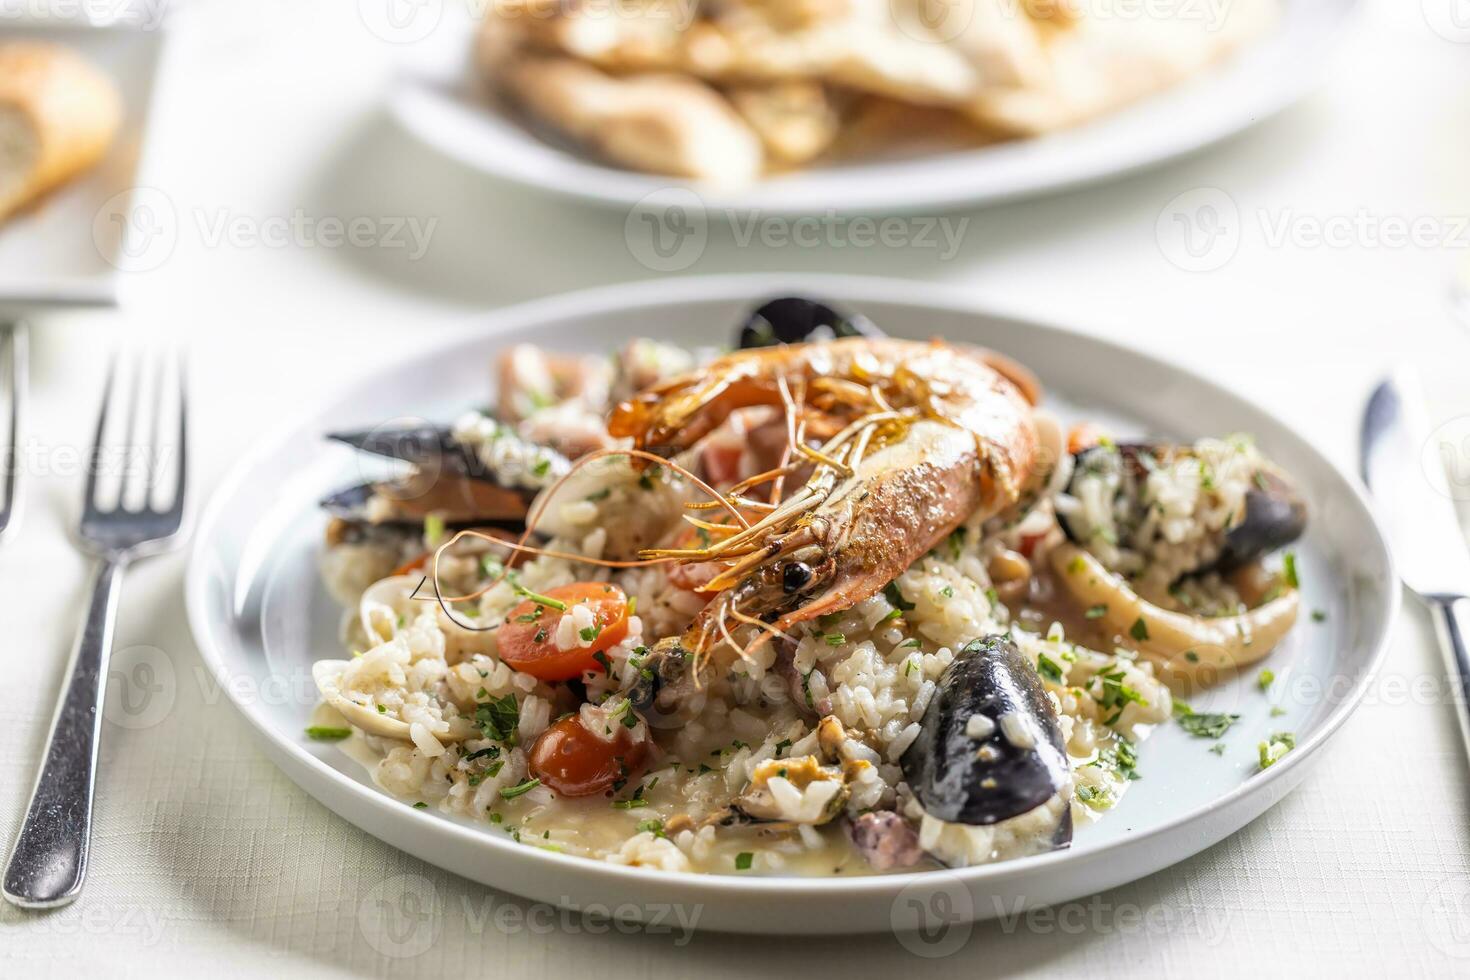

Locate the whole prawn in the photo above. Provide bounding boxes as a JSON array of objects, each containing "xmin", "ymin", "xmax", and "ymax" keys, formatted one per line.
[{"xmin": 608, "ymin": 337, "xmax": 1039, "ymax": 695}]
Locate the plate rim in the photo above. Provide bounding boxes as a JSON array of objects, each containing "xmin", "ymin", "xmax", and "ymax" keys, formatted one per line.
[
  {"xmin": 184, "ymin": 272, "xmax": 1400, "ymax": 903},
  {"xmin": 387, "ymin": 0, "xmax": 1361, "ymax": 215}
]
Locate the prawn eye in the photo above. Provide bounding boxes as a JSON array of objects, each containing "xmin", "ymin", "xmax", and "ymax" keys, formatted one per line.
[{"xmin": 782, "ymin": 562, "xmax": 814, "ymax": 593}]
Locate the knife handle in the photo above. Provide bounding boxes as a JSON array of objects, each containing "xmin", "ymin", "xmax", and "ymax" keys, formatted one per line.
[{"xmin": 1427, "ymin": 595, "xmax": 1470, "ymax": 761}]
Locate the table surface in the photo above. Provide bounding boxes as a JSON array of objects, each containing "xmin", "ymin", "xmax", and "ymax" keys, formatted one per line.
[{"xmin": 4, "ymin": 0, "xmax": 1470, "ymax": 975}]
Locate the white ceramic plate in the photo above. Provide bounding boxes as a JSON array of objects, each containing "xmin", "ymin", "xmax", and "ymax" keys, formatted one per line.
[
  {"xmin": 185, "ymin": 275, "xmax": 1397, "ymax": 934},
  {"xmin": 0, "ymin": 18, "xmax": 167, "ymax": 307},
  {"xmin": 389, "ymin": 0, "xmax": 1357, "ymax": 215}
]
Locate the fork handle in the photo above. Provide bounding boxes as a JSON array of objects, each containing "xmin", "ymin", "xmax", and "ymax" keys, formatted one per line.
[
  {"xmin": 4, "ymin": 558, "xmax": 125, "ymax": 908},
  {"xmin": 1427, "ymin": 595, "xmax": 1470, "ymax": 765}
]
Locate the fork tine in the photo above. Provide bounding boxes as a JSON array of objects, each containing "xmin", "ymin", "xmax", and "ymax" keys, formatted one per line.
[
  {"xmin": 170, "ymin": 350, "xmax": 187, "ymax": 514},
  {"xmin": 0, "ymin": 323, "xmax": 26, "ymax": 534},
  {"xmin": 83, "ymin": 353, "xmax": 118, "ymax": 513},
  {"xmin": 143, "ymin": 349, "xmax": 165, "ymax": 506}
]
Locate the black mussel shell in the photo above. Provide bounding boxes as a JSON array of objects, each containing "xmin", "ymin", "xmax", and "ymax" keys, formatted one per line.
[
  {"xmin": 1217, "ymin": 468, "xmax": 1307, "ymax": 571},
  {"xmin": 1059, "ymin": 442, "xmax": 1307, "ymax": 574},
  {"xmin": 327, "ymin": 424, "xmax": 484, "ymax": 479},
  {"xmin": 320, "ymin": 482, "xmax": 377, "ymax": 521},
  {"xmin": 737, "ymin": 296, "xmax": 883, "ymax": 350},
  {"xmin": 901, "ymin": 635, "xmax": 1070, "ymax": 826}
]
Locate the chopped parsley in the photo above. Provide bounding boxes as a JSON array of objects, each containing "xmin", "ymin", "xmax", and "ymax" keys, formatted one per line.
[
  {"xmin": 1311, "ymin": 609, "xmax": 1327, "ymax": 623},
  {"xmin": 1036, "ymin": 653, "xmax": 1064, "ymax": 685},
  {"xmin": 636, "ymin": 819, "xmax": 666, "ymax": 837},
  {"xmin": 510, "ymin": 577, "xmax": 568, "ymax": 611},
  {"xmin": 475, "ymin": 693, "xmax": 521, "ymax": 745},
  {"xmin": 1129, "ymin": 617, "xmax": 1150, "ymax": 642},
  {"xmin": 1257, "ymin": 732, "xmax": 1296, "ymax": 770},
  {"xmin": 735, "ymin": 852, "xmax": 754, "ymax": 871},
  {"xmin": 1178, "ymin": 712, "xmax": 1240, "ymax": 739},
  {"xmin": 883, "ymin": 581, "xmax": 915, "ymax": 612},
  {"xmin": 592, "ymin": 652, "xmax": 613, "ymax": 675},
  {"xmin": 939, "ymin": 585, "xmax": 954, "ymax": 599},
  {"xmin": 1089, "ymin": 738, "xmax": 1140, "ymax": 781},
  {"xmin": 499, "ymin": 778, "xmax": 541, "ymax": 800},
  {"xmin": 305, "ymin": 726, "xmax": 352, "ymax": 741},
  {"xmin": 1257, "ymin": 669, "xmax": 1275, "ymax": 691},
  {"xmin": 580, "ymin": 623, "xmax": 603, "ymax": 643},
  {"xmin": 1282, "ymin": 552, "xmax": 1299, "ymax": 589},
  {"xmin": 412, "ymin": 802, "xmax": 428, "ymax": 809},
  {"xmin": 1084, "ymin": 604, "xmax": 1108, "ymax": 620},
  {"xmin": 1093, "ymin": 668, "xmax": 1148, "ymax": 725}
]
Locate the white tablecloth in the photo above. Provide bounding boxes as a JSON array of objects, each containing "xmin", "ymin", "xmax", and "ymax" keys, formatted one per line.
[{"xmin": 4, "ymin": 1, "xmax": 1470, "ymax": 975}]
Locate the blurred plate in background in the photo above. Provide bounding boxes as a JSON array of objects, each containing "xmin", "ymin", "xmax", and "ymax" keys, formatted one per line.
[{"xmin": 390, "ymin": 0, "xmax": 1358, "ymax": 216}]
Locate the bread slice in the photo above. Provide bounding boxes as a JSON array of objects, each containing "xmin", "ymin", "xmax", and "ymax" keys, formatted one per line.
[
  {"xmin": 498, "ymin": 55, "xmax": 763, "ymax": 184},
  {"xmin": 0, "ymin": 41, "xmax": 122, "ymax": 221}
]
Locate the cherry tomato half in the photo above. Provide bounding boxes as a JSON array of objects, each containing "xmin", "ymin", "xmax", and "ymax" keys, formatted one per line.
[
  {"xmin": 529, "ymin": 715, "xmax": 649, "ymax": 797},
  {"xmin": 496, "ymin": 583, "xmax": 630, "ymax": 681}
]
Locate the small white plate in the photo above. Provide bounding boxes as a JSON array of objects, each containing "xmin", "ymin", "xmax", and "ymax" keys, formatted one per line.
[
  {"xmin": 389, "ymin": 0, "xmax": 1357, "ymax": 215},
  {"xmin": 0, "ymin": 20, "xmax": 167, "ymax": 307},
  {"xmin": 186, "ymin": 274, "xmax": 1397, "ymax": 934}
]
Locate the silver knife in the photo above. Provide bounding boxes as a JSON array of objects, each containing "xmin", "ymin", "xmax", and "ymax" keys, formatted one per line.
[{"xmin": 1362, "ymin": 366, "xmax": 1470, "ymax": 759}]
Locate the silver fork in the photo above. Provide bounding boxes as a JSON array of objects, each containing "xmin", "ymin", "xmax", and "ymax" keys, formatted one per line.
[
  {"xmin": 0, "ymin": 323, "xmax": 27, "ymax": 539},
  {"xmin": 2, "ymin": 348, "xmax": 187, "ymax": 909}
]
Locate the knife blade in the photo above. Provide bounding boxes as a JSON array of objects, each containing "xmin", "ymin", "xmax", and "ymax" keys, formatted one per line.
[{"xmin": 1362, "ymin": 365, "xmax": 1470, "ymax": 759}]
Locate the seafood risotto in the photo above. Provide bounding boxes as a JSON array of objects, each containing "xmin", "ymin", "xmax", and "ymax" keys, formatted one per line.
[{"xmin": 311, "ymin": 297, "xmax": 1307, "ymax": 876}]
